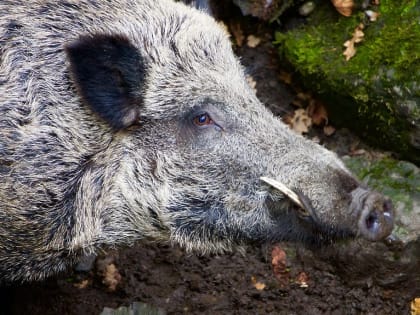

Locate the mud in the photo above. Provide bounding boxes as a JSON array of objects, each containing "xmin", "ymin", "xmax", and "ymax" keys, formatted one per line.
[{"xmin": 1, "ymin": 242, "xmax": 412, "ymax": 314}]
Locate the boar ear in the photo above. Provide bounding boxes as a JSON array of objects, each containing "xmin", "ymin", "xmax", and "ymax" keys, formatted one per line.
[{"xmin": 65, "ymin": 34, "xmax": 145, "ymax": 130}]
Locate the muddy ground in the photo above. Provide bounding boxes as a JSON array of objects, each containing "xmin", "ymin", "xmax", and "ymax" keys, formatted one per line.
[
  {"xmin": 0, "ymin": 3, "xmax": 417, "ymax": 315},
  {"xmin": 1, "ymin": 241, "xmax": 413, "ymax": 315}
]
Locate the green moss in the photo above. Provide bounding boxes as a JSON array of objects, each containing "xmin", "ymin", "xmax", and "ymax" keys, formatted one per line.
[{"xmin": 275, "ymin": 0, "xmax": 420, "ymax": 162}]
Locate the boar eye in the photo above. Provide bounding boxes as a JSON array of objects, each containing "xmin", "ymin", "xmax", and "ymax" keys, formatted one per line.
[{"xmin": 193, "ymin": 113, "xmax": 214, "ymax": 127}]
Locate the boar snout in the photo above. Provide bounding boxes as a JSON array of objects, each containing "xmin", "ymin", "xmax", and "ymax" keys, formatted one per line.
[
  {"xmin": 353, "ymin": 188, "xmax": 394, "ymax": 241},
  {"xmin": 261, "ymin": 177, "xmax": 394, "ymax": 242}
]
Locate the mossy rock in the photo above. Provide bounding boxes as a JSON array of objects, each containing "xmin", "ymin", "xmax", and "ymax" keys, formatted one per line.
[{"xmin": 274, "ymin": 0, "xmax": 420, "ymax": 164}]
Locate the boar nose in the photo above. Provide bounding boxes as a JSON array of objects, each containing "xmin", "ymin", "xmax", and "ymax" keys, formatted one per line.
[{"xmin": 356, "ymin": 191, "xmax": 394, "ymax": 241}]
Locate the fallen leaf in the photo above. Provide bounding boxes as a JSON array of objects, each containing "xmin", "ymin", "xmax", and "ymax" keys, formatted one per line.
[
  {"xmin": 102, "ymin": 263, "xmax": 122, "ymax": 292},
  {"xmin": 247, "ymin": 35, "xmax": 261, "ymax": 48},
  {"xmin": 365, "ymin": 10, "xmax": 380, "ymax": 22},
  {"xmin": 307, "ymin": 100, "xmax": 328, "ymax": 126},
  {"xmin": 246, "ymin": 74, "xmax": 257, "ymax": 92},
  {"xmin": 271, "ymin": 245, "xmax": 289, "ymax": 287},
  {"xmin": 288, "ymin": 108, "xmax": 312, "ymax": 134},
  {"xmin": 343, "ymin": 23, "xmax": 365, "ymax": 61},
  {"xmin": 323, "ymin": 125, "xmax": 336, "ymax": 136},
  {"xmin": 278, "ymin": 71, "xmax": 292, "ymax": 85},
  {"xmin": 296, "ymin": 92, "xmax": 312, "ymax": 102},
  {"xmin": 331, "ymin": 0, "xmax": 354, "ymax": 17},
  {"xmin": 296, "ymin": 271, "xmax": 309, "ymax": 288},
  {"xmin": 343, "ymin": 40, "xmax": 356, "ymax": 60},
  {"xmin": 350, "ymin": 148, "xmax": 367, "ymax": 156},
  {"xmin": 229, "ymin": 21, "xmax": 244, "ymax": 47},
  {"xmin": 353, "ymin": 24, "xmax": 365, "ymax": 43},
  {"xmin": 411, "ymin": 298, "xmax": 420, "ymax": 315},
  {"xmin": 217, "ymin": 21, "xmax": 230, "ymax": 37},
  {"xmin": 251, "ymin": 276, "xmax": 266, "ymax": 291},
  {"xmin": 73, "ymin": 279, "xmax": 90, "ymax": 289}
]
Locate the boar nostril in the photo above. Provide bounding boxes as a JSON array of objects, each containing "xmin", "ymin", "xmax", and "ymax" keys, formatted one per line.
[
  {"xmin": 365, "ymin": 211, "xmax": 379, "ymax": 231},
  {"xmin": 358, "ymin": 195, "xmax": 394, "ymax": 241}
]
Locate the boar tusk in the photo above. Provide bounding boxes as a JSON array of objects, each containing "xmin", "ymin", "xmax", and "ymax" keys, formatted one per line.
[{"xmin": 260, "ymin": 177, "xmax": 305, "ymax": 209}]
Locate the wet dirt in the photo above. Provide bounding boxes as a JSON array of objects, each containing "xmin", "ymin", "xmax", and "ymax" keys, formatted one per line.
[
  {"xmin": 1, "ymin": 242, "xmax": 413, "ymax": 314},
  {"xmin": 0, "ymin": 4, "xmax": 417, "ymax": 315}
]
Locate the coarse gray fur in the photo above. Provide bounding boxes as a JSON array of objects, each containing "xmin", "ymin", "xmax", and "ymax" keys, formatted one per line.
[{"xmin": 0, "ymin": 0, "xmax": 394, "ymax": 282}]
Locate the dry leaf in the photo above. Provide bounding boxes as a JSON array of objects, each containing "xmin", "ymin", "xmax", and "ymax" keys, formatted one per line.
[
  {"xmin": 331, "ymin": 0, "xmax": 354, "ymax": 17},
  {"xmin": 296, "ymin": 272, "xmax": 309, "ymax": 288},
  {"xmin": 251, "ymin": 276, "xmax": 266, "ymax": 291},
  {"xmin": 353, "ymin": 24, "xmax": 365, "ymax": 43},
  {"xmin": 365, "ymin": 10, "xmax": 380, "ymax": 22},
  {"xmin": 217, "ymin": 21, "xmax": 230, "ymax": 37},
  {"xmin": 292, "ymin": 92, "xmax": 312, "ymax": 108},
  {"xmin": 278, "ymin": 70, "xmax": 292, "ymax": 85},
  {"xmin": 343, "ymin": 23, "xmax": 365, "ymax": 61},
  {"xmin": 73, "ymin": 279, "xmax": 90, "ymax": 289},
  {"xmin": 247, "ymin": 35, "xmax": 261, "ymax": 48},
  {"xmin": 323, "ymin": 125, "xmax": 336, "ymax": 136},
  {"xmin": 246, "ymin": 74, "xmax": 257, "ymax": 92},
  {"xmin": 307, "ymin": 100, "xmax": 328, "ymax": 126},
  {"xmin": 350, "ymin": 148, "xmax": 367, "ymax": 156},
  {"xmin": 288, "ymin": 109, "xmax": 312, "ymax": 134},
  {"xmin": 271, "ymin": 245, "xmax": 289, "ymax": 287},
  {"xmin": 102, "ymin": 263, "xmax": 122, "ymax": 291},
  {"xmin": 411, "ymin": 298, "xmax": 420, "ymax": 315},
  {"xmin": 229, "ymin": 21, "xmax": 244, "ymax": 47},
  {"xmin": 343, "ymin": 40, "xmax": 356, "ymax": 60}
]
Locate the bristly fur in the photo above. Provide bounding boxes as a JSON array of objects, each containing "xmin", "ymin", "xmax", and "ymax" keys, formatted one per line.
[{"xmin": 0, "ymin": 0, "xmax": 391, "ymax": 283}]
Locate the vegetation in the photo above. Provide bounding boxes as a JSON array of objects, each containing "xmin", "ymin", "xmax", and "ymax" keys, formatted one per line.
[{"xmin": 275, "ymin": 0, "xmax": 420, "ymax": 163}]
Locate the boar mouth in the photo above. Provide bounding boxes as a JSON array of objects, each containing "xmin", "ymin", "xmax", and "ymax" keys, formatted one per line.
[
  {"xmin": 260, "ymin": 176, "xmax": 319, "ymax": 222},
  {"xmin": 261, "ymin": 177, "xmax": 394, "ymax": 243},
  {"xmin": 261, "ymin": 176, "xmax": 355, "ymax": 243}
]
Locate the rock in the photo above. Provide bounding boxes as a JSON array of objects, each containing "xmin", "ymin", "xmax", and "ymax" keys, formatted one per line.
[
  {"xmin": 274, "ymin": 0, "xmax": 420, "ymax": 164},
  {"xmin": 233, "ymin": 0, "xmax": 295, "ymax": 21},
  {"xmin": 101, "ymin": 302, "xmax": 166, "ymax": 315}
]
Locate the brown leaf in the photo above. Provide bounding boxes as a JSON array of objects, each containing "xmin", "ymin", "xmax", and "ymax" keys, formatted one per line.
[
  {"xmin": 288, "ymin": 109, "xmax": 312, "ymax": 134},
  {"xmin": 246, "ymin": 35, "xmax": 261, "ymax": 48},
  {"xmin": 96, "ymin": 254, "xmax": 122, "ymax": 292},
  {"xmin": 73, "ymin": 279, "xmax": 90, "ymax": 289},
  {"xmin": 102, "ymin": 263, "xmax": 122, "ymax": 292},
  {"xmin": 251, "ymin": 276, "xmax": 266, "ymax": 291},
  {"xmin": 229, "ymin": 21, "xmax": 244, "ymax": 47},
  {"xmin": 343, "ymin": 23, "xmax": 365, "ymax": 61},
  {"xmin": 411, "ymin": 298, "xmax": 420, "ymax": 315},
  {"xmin": 271, "ymin": 245, "xmax": 289, "ymax": 287},
  {"xmin": 278, "ymin": 70, "xmax": 292, "ymax": 85},
  {"xmin": 343, "ymin": 40, "xmax": 356, "ymax": 60},
  {"xmin": 295, "ymin": 271, "xmax": 309, "ymax": 288},
  {"xmin": 307, "ymin": 101, "xmax": 328, "ymax": 126},
  {"xmin": 323, "ymin": 125, "xmax": 336, "ymax": 136},
  {"xmin": 365, "ymin": 10, "xmax": 380, "ymax": 22},
  {"xmin": 331, "ymin": 0, "xmax": 354, "ymax": 17},
  {"xmin": 246, "ymin": 74, "xmax": 257, "ymax": 92},
  {"xmin": 217, "ymin": 21, "xmax": 230, "ymax": 37}
]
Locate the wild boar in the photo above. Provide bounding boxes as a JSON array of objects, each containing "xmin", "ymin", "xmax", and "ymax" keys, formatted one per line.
[{"xmin": 0, "ymin": 0, "xmax": 394, "ymax": 282}]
